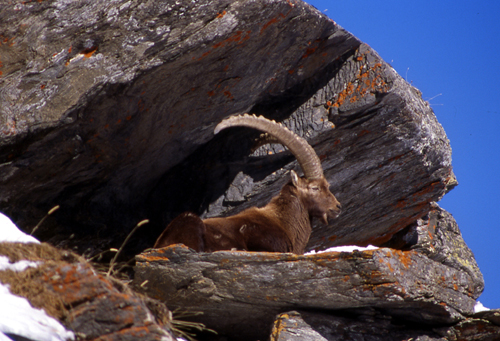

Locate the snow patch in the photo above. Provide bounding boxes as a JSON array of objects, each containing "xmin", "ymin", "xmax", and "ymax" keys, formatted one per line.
[
  {"xmin": 0, "ymin": 256, "xmax": 39, "ymax": 272},
  {"xmin": 474, "ymin": 301, "xmax": 490, "ymax": 313},
  {"xmin": 0, "ymin": 212, "xmax": 39, "ymax": 244},
  {"xmin": 305, "ymin": 245, "xmax": 379, "ymax": 255},
  {"xmin": 0, "ymin": 284, "xmax": 74, "ymax": 341},
  {"xmin": 0, "ymin": 212, "xmax": 74, "ymax": 340}
]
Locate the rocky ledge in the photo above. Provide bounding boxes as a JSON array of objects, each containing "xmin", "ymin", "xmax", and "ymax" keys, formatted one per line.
[{"xmin": 133, "ymin": 207, "xmax": 489, "ymax": 340}]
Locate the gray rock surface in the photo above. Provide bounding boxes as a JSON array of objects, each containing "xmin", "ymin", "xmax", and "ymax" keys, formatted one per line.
[
  {"xmin": 385, "ymin": 205, "xmax": 484, "ymax": 298},
  {"xmin": 133, "ymin": 206, "xmax": 482, "ymax": 340},
  {"xmin": 271, "ymin": 310, "xmax": 442, "ymax": 341},
  {"xmin": 203, "ymin": 43, "xmax": 455, "ymax": 252},
  {"xmin": 0, "ymin": 0, "xmax": 359, "ymax": 255},
  {"xmin": 270, "ymin": 311, "xmax": 328, "ymax": 341},
  {"xmin": 0, "ymin": 242, "xmax": 175, "ymax": 341},
  {"xmin": 0, "ymin": 0, "xmax": 452, "ymax": 258},
  {"xmin": 271, "ymin": 309, "xmax": 500, "ymax": 341}
]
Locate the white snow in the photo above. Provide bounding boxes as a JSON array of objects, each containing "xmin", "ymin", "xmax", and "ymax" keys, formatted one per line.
[
  {"xmin": 305, "ymin": 244, "xmax": 379, "ymax": 255},
  {"xmin": 474, "ymin": 301, "xmax": 490, "ymax": 313},
  {"xmin": 0, "ymin": 212, "xmax": 39, "ymax": 244},
  {"xmin": 0, "ymin": 256, "xmax": 39, "ymax": 272},
  {"xmin": 0, "ymin": 332, "xmax": 13, "ymax": 341},
  {"xmin": 0, "ymin": 284, "xmax": 74, "ymax": 341},
  {"xmin": 0, "ymin": 212, "xmax": 75, "ymax": 341}
]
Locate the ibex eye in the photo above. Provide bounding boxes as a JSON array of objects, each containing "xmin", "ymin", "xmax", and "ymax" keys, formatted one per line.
[{"xmin": 311, "ymin": 186, "xmax": 320, "ymax": 191}]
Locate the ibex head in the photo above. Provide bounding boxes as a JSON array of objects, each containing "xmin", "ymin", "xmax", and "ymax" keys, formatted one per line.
[
  {"xmin": 290, "ymin": 170, "xmax": 341, "ymax": 225},
  {"xmin": 216, "ymin": 114, "xmax": 342, "ymax": 225}
]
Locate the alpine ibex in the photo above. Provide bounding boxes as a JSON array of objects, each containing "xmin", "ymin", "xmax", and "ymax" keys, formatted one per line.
[{"xmin": 154, "ymin": 114, "xmax": 341, "ymax": 254}]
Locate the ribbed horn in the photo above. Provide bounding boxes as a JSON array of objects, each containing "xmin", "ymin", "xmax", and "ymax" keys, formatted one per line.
[{"xmin": 215, "ymin": 114, "xmax": 323, "ymax": 179}]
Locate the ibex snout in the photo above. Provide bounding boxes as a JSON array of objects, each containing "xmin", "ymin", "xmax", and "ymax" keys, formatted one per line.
[
  {"xmin": 327, "ymin": 200, "xmax": 342, "ymax": 221},
  {"xmin": 319, "ymin": 194, "xmax": 341, "ymax": 225}
]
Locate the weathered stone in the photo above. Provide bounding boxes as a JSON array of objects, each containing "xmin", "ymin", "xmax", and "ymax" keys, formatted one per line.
[
  {"xmin": 271, "ymin": 309, "xmax": 445, "ymax": 341},
  {"xmin": 0, "ymin": 0, "xmax": 360, "ymax": 256},
  {"xmin": 133, "ymin": 237, "xmax": 480, "ymax": 340},
  {"xmin": 202, "ymin": 43, "xmax": 455, "ymax": 252},
  {"xmin": 0, "ymin": 0, "xmax": 452, "ymax": 260},
  {"xmin": 133, "ymin": 205, "xmax": 483, "ymax": 340},
  {"xmin": 0, "ymin": 0, "xmax": 486, "ymax": 339},
  {"xmin": 271, "ymin": 311, "xmax": 328, "ymax": 341},
  {"xmin": 0, "ymin": 242, "xmax": 175, "ymax": 341},
  {"xmin": 384, "ymin": 205, "xmax": 484, "ymax": 299},
  {"xmin": 473, "ymin": 309, "xmax": 500, "ymax": 326},
  {"xmin": 270, "ymin": 309, "xmax": 500, "ymax": 341},
  {"xmin": 434, "ymin": 309, "xmax": 500, "ymax": 341}
]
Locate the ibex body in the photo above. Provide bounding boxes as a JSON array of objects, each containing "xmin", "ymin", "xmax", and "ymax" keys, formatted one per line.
[{"xmin": 154, "ymin": 114, "xmax": 341, "ymax": 254}]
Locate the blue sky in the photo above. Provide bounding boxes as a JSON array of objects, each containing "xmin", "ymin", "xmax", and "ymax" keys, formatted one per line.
[{"xmin": 306, "ymin": 0, "xmax": 500, "ymax": 309}]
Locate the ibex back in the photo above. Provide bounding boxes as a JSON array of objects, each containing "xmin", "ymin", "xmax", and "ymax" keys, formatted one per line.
[{"xmin": 154, "ymin": 114, "xmax": 341, "ymax": 254}]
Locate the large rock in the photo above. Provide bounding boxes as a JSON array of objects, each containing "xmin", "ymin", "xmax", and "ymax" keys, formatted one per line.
[
  {"xmin": 133, "ymin": 206, "xmax": 483, "ymax": 340},
  {"xmin": 0, "ymin": 0, "xmax": 485, "ymax": 340},
  {"xmin": 270, "ymin": 309, "xmax": 500, "ymax": 341},
  {"xmin": 199, "ymin": 46, "xmax": 455, "ymax": 251},
  {"xmin": 0, "ymin": 0, "xmax": 453, "ymax": 258},
  {"xmin": 0, "ymin": 242, "xmax": 175, "ymax": 341},
  {"xmin": 0, "ymin": 0, "xmax": 356, "ymax": 254}
]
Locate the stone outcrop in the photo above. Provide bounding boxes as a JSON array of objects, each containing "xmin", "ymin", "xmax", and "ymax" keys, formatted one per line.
[
  {"xmin": 0, "ymin": 0, "xmax": 360, "ymax": 255},
  {"xmin": 0, "ymin": 0, "xmax": 453, "ymax": 256},
  {"xmin": 133, "ymin": 206, "xmax": 485, "ymax": 340},
  {"xmin": 270, "ymin": 309, "xmax": 500, "ymax": 341},
  {"xmin": 0, "ymin": 242, "xmax": 175, "ymax": 340},
  {"xmin": 0, "ymin": 0, "xmax": 493, "ymax": 340}
]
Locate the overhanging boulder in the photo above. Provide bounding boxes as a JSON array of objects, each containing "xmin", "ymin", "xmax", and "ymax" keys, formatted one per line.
[{"xmin": 0, "ymin": 0, "xmax": 453, "ymax": 257}]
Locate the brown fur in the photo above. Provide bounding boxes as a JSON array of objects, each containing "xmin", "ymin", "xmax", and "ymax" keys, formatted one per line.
[{"xmin": 154, "ymin": 171, "xmax": 341, "ymax": 254}]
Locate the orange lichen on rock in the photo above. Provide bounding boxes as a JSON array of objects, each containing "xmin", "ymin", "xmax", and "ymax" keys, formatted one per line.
[
  {"xmin": 260, "ymin": 10, "xmax": 292, "ymax": 35},
  {"xmin": 81, "ymin": 46, "xmax": 97, "ymax": 59},
  {"xmin": 330, "ymin": 56, "xmax": 390, "ymax": 108},
  {"xmin": 140, "ymin": 255, "xmax": 170, "ymax": 262},
  {"xmin": 213, "ymin": 30, "xmax": 251, "ymax": 49},
  {"xmin": 328, "ymin": 235, "xmax": 337, "ymax": 242},
  {"xmin": 390, "ymin": 249, "xmax": 413, "ymax": 269},
  {"xmin": 223, "ymin": 90, "xmax": 234, "ymax": 100},
  {"xmin": 260, "ymin": 17, "xmax": 279, "ymax": 34},
  {"xmin": 302, "ymin": 46, "xmax": 317, "ymax": 59},
  {"xmin": 216, "ymin": 10, "xmax": 226, "ymax": 19}
]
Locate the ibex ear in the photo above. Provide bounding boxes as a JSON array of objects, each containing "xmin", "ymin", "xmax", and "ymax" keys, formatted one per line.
[{"xmin": 290, "ymin": 170, "xmax": 300, "ymax": 188}]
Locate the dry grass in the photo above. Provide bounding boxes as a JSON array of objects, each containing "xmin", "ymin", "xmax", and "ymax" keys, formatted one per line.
[
  {"xmin": 0, "ymin": 241, "xmax": 81, "ymax": 264},
  {"xmin": 0, "ymin": 242, "xmax": 78, "ymax": 322},
  {"xmin": 170, "ymin": 309, "xmax": 218, "ymax": 341},
  {"xmin": 0, "ymin": 224, "xmax": 216, "ymax": 340}
]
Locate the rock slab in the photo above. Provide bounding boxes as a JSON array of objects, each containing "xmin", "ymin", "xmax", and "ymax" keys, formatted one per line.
[
  {"xmin": 0, "ymin": 0, "xmax": 488, "ymax": 340},
  {"xmin": 1, "ymin": 0, "xmax": 453, "ymax": 259},
  {"xmin": 0, "ymin": 242, "xmax": 175, "ymax": 341},
  {"xmin": 270, "ymin": 309, "xmax": 500, "ymax": 341},
  {"xmin": 134, "ymin": 206, "xmax": 482, "ymax": 340}
]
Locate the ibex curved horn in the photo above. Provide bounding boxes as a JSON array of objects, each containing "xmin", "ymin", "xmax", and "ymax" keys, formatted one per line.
[{"xmin": 215, "ymin": 114, "xmax": 324, "ymax": 179}]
